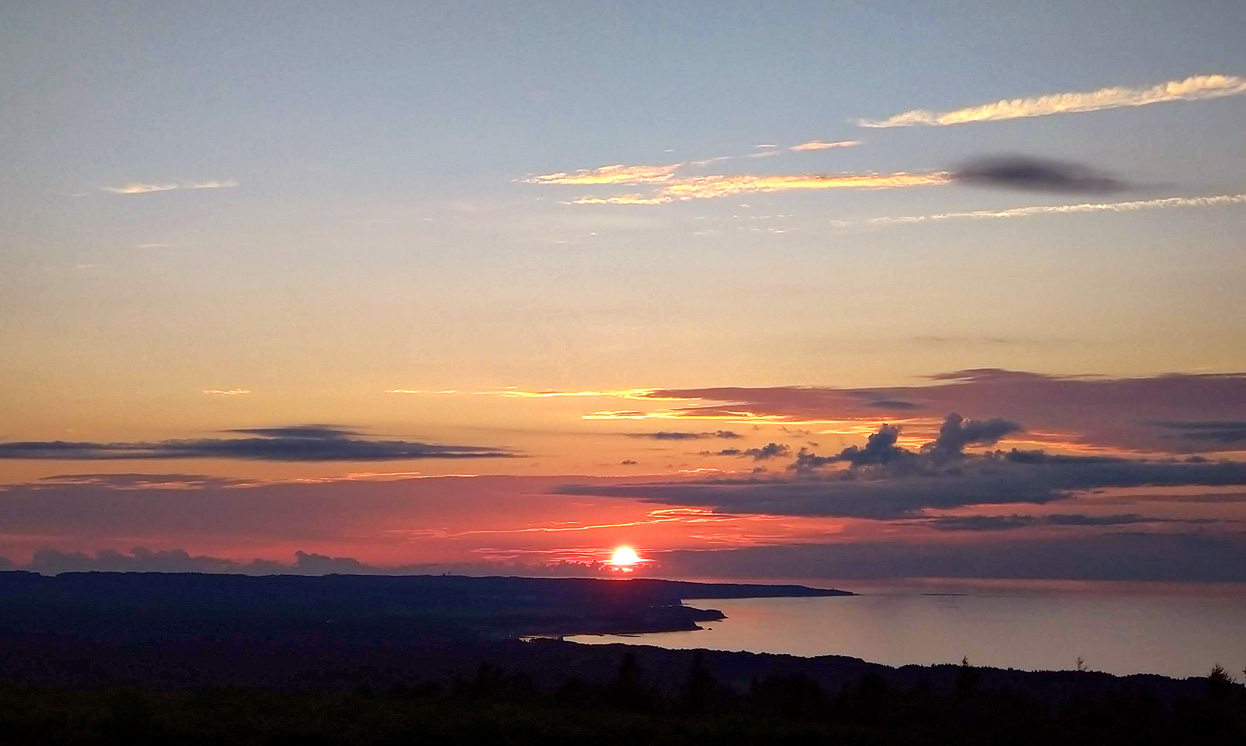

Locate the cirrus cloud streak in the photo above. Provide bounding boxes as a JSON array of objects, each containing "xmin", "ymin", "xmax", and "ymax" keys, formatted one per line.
[
  {"xmin": 571, "ymin": 171, "xmax": 950, "ymax": 204},
  {"xmin": 859, "ymin": 74, "xmax": 1246, "ymax": 127},
  {"xmin": 101, "ymin": 180, "xmax": 239, "ymax": 195},
  {"xmin": 831, "ymin": 193, "xmax": 1246, "ymax": 228}
]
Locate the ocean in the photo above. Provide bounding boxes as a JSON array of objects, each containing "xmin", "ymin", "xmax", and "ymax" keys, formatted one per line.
[{"xmin": 569, "ymin": 579, "xmax": 1246, "ymax": 679}]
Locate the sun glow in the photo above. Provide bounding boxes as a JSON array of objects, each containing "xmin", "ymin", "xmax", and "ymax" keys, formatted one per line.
[{"xmin": 609, "ymin": 546, "xmax": 641, "ymax": 567}]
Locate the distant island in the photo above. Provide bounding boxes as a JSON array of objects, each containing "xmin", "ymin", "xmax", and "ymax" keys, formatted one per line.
[{"xmin": 0, "ymin": 571, "xmax": 851, "ymax": 638}]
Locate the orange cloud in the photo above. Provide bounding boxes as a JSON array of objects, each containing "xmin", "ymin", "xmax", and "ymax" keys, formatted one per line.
[
  {"xmin": 529, "ymin": 139, "xmax": 868, "ymax": 202},
  {"xmin": 655, "ymin": 171, "xmax": 950, "ymax": 200},
  {"xmin": 386, "ymin": 387, "xmax": 661, "ymax": 399},
  {"xmin": 860, "ymin": 74, "xmax": 1246, "ymax": 127},
  {"xmin": 523, "ymin": 163, "xmax": 682, "ymax": 185},
  {"xmin": 563, "ymin": 170, "xmax": 949, "ymax": 204}
]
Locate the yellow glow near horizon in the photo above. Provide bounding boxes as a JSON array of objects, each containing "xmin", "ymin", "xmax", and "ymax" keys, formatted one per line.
[{"xmin": 610, "ymin": 546, "xmax": 641, "ymax": 566}]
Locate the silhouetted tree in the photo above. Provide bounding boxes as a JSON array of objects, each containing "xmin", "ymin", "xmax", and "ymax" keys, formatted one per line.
[
  {"xmin": 1207, "ymin": 664, "xmax": 1238, "ymax": 700},
  {"xmin": 956, "ymin": 656, "xmax": 979, "ymax": 699}
]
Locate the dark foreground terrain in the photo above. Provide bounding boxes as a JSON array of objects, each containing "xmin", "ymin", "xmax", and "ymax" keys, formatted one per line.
[
  {"xmin": 1, "ymin": 649, "xmax": 1242, "ymax": 746},
  {"xmin": 1, "ymin": 571, "xmax": 1242, "ymax": 744}
]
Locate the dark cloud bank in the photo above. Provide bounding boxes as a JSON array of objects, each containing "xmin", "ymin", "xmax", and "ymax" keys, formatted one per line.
[
  {"xmin": 923, "ymin": 513, "xmax": 1218, "ymax": 532},
  {"xmin": 561, "ymin": 414, "xmax": 1246, "ymax": 520},
  {"xmin": 1157, "ymin": 420, "xmax": 1246, "ymax": 444},
  {"xmin": 6, "ymin": 534, "xmax": 1246, "ymax": 582},
  {"xmin": 953, "ymin": 155, "xmax": 1133, "ymax": 193},
  {"xmin": 5, "ymin": 548, "xmax": 445, "ymax": 576},
  {"xmin": 2, "ymin": 456, "xmax": 1243, "ymax": 581},
  {"xmin": 629, "ymin": 430, "xmax": 742, "ymax": 441},
  {"xmin": 0, "ymin": 547, "xmax": 646, "ymax": 579},
  {"xmin": 641, "ymin": 369, "xmax": 1246, "ymax": 453},
  {"xmin": 704, "ymin": 442, "xmax": 791, "ymax": 461},
  {"xmin": 0, "ymin": 425, "xmax": 516, "ymax": 462},
  {"xmin": 2, "ymin": 400, "xmax": 1242, "ymax": 585}
]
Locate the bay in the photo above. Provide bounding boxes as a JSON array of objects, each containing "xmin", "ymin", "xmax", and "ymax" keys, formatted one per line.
[{"xmin": 569, "ymin": 580, "xmax": 1246, "ymax": 678}]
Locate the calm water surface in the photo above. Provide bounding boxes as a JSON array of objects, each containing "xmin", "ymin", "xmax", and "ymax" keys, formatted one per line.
[{"xmin": 570, "ymin": 580, "xmax": 1246, "ymax": 678}]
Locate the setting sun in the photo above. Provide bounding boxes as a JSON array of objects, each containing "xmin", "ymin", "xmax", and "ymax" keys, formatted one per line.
[{"xmin": 609, "ymin": 547, "xmax": 641, "ymax": 567}]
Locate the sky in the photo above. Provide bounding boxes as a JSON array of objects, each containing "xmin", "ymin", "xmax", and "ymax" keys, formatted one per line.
[{"xmin": 1, "ymin": 1, "xmax": 1244, "ymax": 581}]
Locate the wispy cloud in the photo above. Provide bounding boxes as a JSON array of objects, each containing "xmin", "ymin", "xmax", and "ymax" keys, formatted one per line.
[
  {"xmin": 1155, "ymin": 420, "xmax": 1246, "ymax": 445},
  {"xmin": 526, "ymin": 139, "xmax": 866, "ymax": 203},
  {"xmin": 925, "ymin": 513, "xmax": 1219, "ymax": 532},
  {"xmin": 488, "ymin": 388, "xmax": 659, "ymax": 399},
  {"xmin": 522, "ymin": 164, "xmax": 681, "ymax": 185},
  {"xmin": 689, "ymin": 155, "xmax": 735, "ymax": 167},
  {"xmin": 629, "ymin": 430, "xmax": 743, "ymax": 441},
  {"xmin": 831, "ymin": 193, "xmax": 1246, "ymax": 228},
  {"xmin": 860, "ymin": 74, "xmax": 1246, "ymax": 127},
  {"xmin": 0, "ymin": 425, "xmax": 516, "ymax": 462},
  {"xmin": 569, "ymin": 171, "xmax": 949, "ymax": 204},
  {"xmin": 182, "ymin": 180, "xmax": 239, "ymax": 190},
  {"xmin": 568, "ymin": 194, "xmax": 675, "ymax": 205},
  {"xmin": 102, "ymin": 183, "xmax": 179, "ymax": 195},
  {"xmin": 387, "ymin": 387, "xmax": 660, "ymax": 399},
  {"xmin": 656, "ymin": 172, "xmax": 949, "ymax": 201},
  {"xmin": 101, "ymin": 180, "xmax": 239, "ymax": 195},
  {"xmin": 202, "ymin": 389, "xmax": 250, "ymax": 396},
  {"xmin": 789, "ymin": 139, "xmax": 862, "ymax": 151}
]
